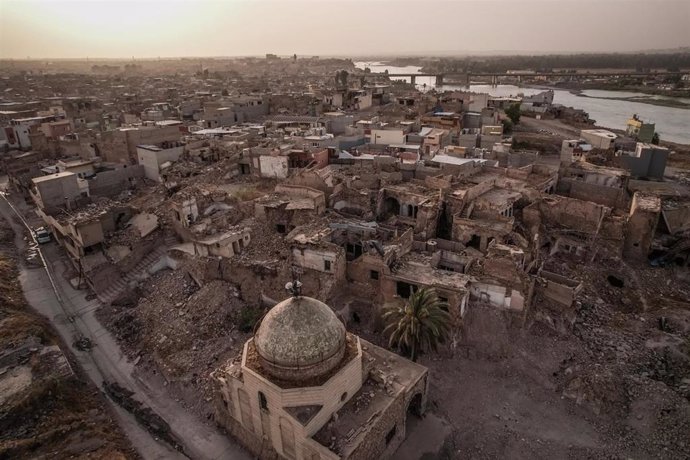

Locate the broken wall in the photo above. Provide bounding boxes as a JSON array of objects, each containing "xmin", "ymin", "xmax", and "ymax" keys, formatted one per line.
[
  {"xmin": 88, "ymin": 165, "xmax": 145, "ymax": 197},
  {"xmin": 557, "ymin": 178, "xmax": 628, "ymax": 210},
  {"xmin": 623, "ymin": 193, "xmax": 661, "ymax": 261},
  {"xmin": 535, "ymin": 270, "xmax": 582, "ymax": 307},
  {"xmin": 531, "ymin": 197, "xmax": 609, "ymax": 235}
]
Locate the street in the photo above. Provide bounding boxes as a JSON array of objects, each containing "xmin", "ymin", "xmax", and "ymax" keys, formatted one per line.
[{"xmin": 0, "ymin": 184, "xmax": 249, "ymax": 460}]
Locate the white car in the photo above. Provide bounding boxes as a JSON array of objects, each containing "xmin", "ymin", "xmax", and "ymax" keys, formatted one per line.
[{"xmin": 34, "ymin": 227, "xmax": 51, "ymax": 244}]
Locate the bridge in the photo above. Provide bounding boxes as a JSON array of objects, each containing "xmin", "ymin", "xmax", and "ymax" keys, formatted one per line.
[{"xmin": 366, "ymin": 70, "xmax": 683, "ymax": 86}]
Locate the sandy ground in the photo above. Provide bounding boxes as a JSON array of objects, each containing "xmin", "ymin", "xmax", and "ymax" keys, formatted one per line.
[
  {"xmin": 519, "ymin": 116, "xmax": 582, "ymax": 139},
  {"xmin": 347, "ymin": 287, "xmax": 690, "ymax": 460}
]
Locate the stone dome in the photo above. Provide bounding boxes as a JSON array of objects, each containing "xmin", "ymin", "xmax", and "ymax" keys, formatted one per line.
[{"xmin": 254, "ymin": 296, "xmax": 346, "ymax": 382}]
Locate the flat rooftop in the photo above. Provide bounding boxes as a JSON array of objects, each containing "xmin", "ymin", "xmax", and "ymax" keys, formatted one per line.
[
  {"xmin": 389, "ymin": 144, "xmax": 420, "ymax": 150},
  {"xmin": 431, "ymin": 155, "xmax": 486, "ymax": 166},
  {"xmin": 193, "ymin": 128, "xmax": 245, "ymax": 135},
  {"xmin": 32, "ymin": 171, "xmax": 76, "ymax": 183},
  {"xmin": 59, "ymin": 158, "xmax": 93, "ymax": 167},
  {"xmin": 475, "ymin": 187, "xmax": 522, "ymax": 205},
  {"xmin": 313, "ymin": 339, "xmax": 427, "ymax": 457},
  {"xmin": 567, "ymin": 161, "xmax": 628, "ymax": 176},
  {"xmin": 392, "ymin": 253, "xmax": 473, "ymax": 291},
  {"xmin": 384, "ymin": 182, "xmax": 439, "ymax": 198},
  {"xmin": 581, "ymin": 129, "xmax": 617, "ymax": 139},
  {"xmin": 634, "ymin": 194, "xmax": 662, "ymax": 212}
]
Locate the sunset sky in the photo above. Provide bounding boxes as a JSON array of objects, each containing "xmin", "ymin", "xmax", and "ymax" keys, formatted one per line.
[{"xmin": 1, "ymin": 0, "xmax": 689, "ymax": 59}]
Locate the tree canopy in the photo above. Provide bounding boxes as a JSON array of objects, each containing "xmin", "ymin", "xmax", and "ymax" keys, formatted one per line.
[
  {"xmin": 383, "ymin": 288, "xmax": 451, "ymax": 362},
  {"xmin": 505, "ymin": 103, "xmax": 521, "ymax": 124}
]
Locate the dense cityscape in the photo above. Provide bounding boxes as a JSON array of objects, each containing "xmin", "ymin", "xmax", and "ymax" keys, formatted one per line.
[{"xmin": 1, "ymin": 1, "xmax": 689, "ymax": 460}]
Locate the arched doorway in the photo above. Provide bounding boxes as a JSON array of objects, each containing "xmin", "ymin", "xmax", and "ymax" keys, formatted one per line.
[
  {"xmin": 384, "ymin": 196, "xmax": 401, "ymax": 217},
  {"xmin": 407, "ymin": 392, "xmax": 423, "ymax": 417}
]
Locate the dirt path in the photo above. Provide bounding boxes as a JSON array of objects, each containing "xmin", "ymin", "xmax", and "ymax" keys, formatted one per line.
[{"xmin": 519, "ymin": 117, "xmax": 582, "ymax": 139}]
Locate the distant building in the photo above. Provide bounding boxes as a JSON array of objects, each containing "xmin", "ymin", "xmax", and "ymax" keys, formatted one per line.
[
  {"xmin": 620, "ymin": 143, "xmax": 669, "ymax": 180},
  {"xmin": 580, "ymin": 129, "xmax": 617, "ymax": 150},
  {"xmin": 560, "ymin": 139, "xmax": 592, "ymax": 163},
  {"xmin": 5, "ymin": 116, "xmax": 60, "ymax": 149},
  {"xmin": 626, "ymin": 115, "xmax": 655, "ymax": 143},
  {"xmin": 522, "ymin": 89, "xmax": 554, "ymax": 106},
  {"xmin": 99, "ymin": 124, "xmax": 185, "ymax": 164},
  {"xmin": 136, "ymin": 141, "xmax": 184, "ymax": 182}
]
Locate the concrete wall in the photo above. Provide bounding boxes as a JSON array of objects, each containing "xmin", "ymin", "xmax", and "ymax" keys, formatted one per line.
[
  {"xmin": 292, "ymin": 245, "xmax": 347, "ymax": 300},
  {"xmin": 136, "ymin": 146, "xmax": 184, "ymax": 182},
  {"xmin": 580, "ymin": 131, "xmax": 615, "ymax": 150},
  {"xmin": 528, "ymin": 197, "xmax": 609, "ymax": 235},
  {"xmin": 557, "ymin": 178, "xmax": 626, "ymax": 209},
  {"xmin": 346, "ymin": 253, "xmax": 386, "ymax": 302},
  {"xmin": 370, "ymin": 129, "xmax": 405, "ymax": 146},
  {"xmin": 621, "ymin": 146, "xmax": 668, "ymax": 179},
  {"xmin": 87, "ymin": 165, "xmax": 145, "ymax": 197},
  {"xmin": 275, "ymin": 184, "xmax": 327, "ymax": 213},
  {"xmin": 126, "ymin": 126, "xmax": 184, "ymax": 158},
  {"xmin": 259, "ymin": 155, "xmax": 289, "ymax": 179},
  {"xmin": 192, "ymin": 232, "xmax": 251, "ymax": 259},
  {"xmin": 469, "ymin": 282, "xmax": 524, "ymax": 311},
  {"xmin": 100, "ymin": 125, "xmax": 183, "ymax": 164},
  {"xmin": 292, "ymin": 247, "xmax": 340, "ymax": 274},
  {"xmin": 33, "ymin": 173, "xmax": 81, "ymax": 212},
  {"xmin": 74, "ymin": 220, "xmax": 104, "ymax": 248},
  {"xmin": 536, "ymin": 271, "xmax": 582, "ymax": 307},
  {"xmin": 623, "ymin": 193, "xmax": 660, "ymax": 261}
]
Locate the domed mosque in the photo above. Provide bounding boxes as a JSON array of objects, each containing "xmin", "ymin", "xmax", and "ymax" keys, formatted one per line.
[
  {"xmin": 254, "ymin": 294, "xmax": 347, "ymax": 383},
  {"xmin": 212, "ymin": 281, "xmax": 430, "ymax": 460}
]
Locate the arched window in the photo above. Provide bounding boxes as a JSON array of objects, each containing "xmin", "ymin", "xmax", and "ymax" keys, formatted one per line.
[{"xmin": 259, "ymin": 391, "xmax": 269, "ymax": 412}]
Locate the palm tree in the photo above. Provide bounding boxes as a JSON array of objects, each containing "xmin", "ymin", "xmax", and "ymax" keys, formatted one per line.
[{"xmin": 383, "ymin": 288, "xmax": 451, "ymax": 362}]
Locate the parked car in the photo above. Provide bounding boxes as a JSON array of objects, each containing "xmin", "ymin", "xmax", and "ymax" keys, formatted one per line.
[{"xmin": 34, "ymin": 227, "xmax": 51, "ymax": 244}]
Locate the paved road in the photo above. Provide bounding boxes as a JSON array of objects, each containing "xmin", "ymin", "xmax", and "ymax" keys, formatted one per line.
[{"xmin": 0, "ymin": 187, "xmax": 249, "ymax": 460}]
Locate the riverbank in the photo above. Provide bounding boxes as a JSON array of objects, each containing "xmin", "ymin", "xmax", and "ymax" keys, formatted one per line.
[
  {"xmin": 552, "ymin": 81, "xmax": 690, "ymax": 99},
  {"xmin": 524, "ymin": 84, "xmax": 690, "ymax": 110}
]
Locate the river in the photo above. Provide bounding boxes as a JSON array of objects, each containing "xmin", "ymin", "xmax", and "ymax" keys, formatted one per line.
[{"xmin": 355, "ymin": 61, "xmax": 690, "ymax": 145}]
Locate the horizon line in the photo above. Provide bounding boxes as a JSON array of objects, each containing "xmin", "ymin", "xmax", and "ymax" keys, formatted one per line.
[{"xmin": 2, "ymin": 47, "xmax": 690, "ymax": 61}]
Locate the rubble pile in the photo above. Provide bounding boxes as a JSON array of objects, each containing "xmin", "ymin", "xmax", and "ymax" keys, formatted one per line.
[
  {"xmin": 236, "ymin": 219, "xmax": 290, "ymax": 261},
  {"xmin": 124, "ymin": 271, "xmax": 244, "ymax": 374},
  {"xmin": 100, "ymin": 265, "xmax": 260, "ymax": 417},
  {"xmin": 553, "ymin": 296, "xmax": 690, "ymax": 457},
  {"xmin": 4, "ymin": 50, "xmax": 689, "ymax": 459}
]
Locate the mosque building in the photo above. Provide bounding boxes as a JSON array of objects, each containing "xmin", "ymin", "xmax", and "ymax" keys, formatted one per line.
[{"xmin": 212, "ymin": 283, "xmax": 429, "ymax": 459}]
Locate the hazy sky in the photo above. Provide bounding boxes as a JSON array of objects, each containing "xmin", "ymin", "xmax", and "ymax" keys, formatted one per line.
[{"xmin": 1, "ymin": 0, "xmax": 689, "ymax": 58}]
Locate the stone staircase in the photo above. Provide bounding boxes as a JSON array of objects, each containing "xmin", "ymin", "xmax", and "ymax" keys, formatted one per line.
[
  {"xmin": 460, "ymin": 202, "xmax": 474, "ymax": 219},
  {"xmin": 97, "ymin": 236, "xmax": 177, "ymax": 305}
]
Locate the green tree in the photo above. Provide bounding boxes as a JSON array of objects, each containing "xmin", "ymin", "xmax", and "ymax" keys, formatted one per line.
[
  {"xmin": 501, "ymin": 118, "xmax": 513, "ymax": 134},
  {"xmin": 505, "ymin": 103, "xmax": 521, "ymax": 124},
  {"xmin": 383, "ymin": 288, "xmax": 451, "ymax": 362},
  {"xmin": 652, "ymin": 132, "xmax": 660, "ymax": 145}
]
